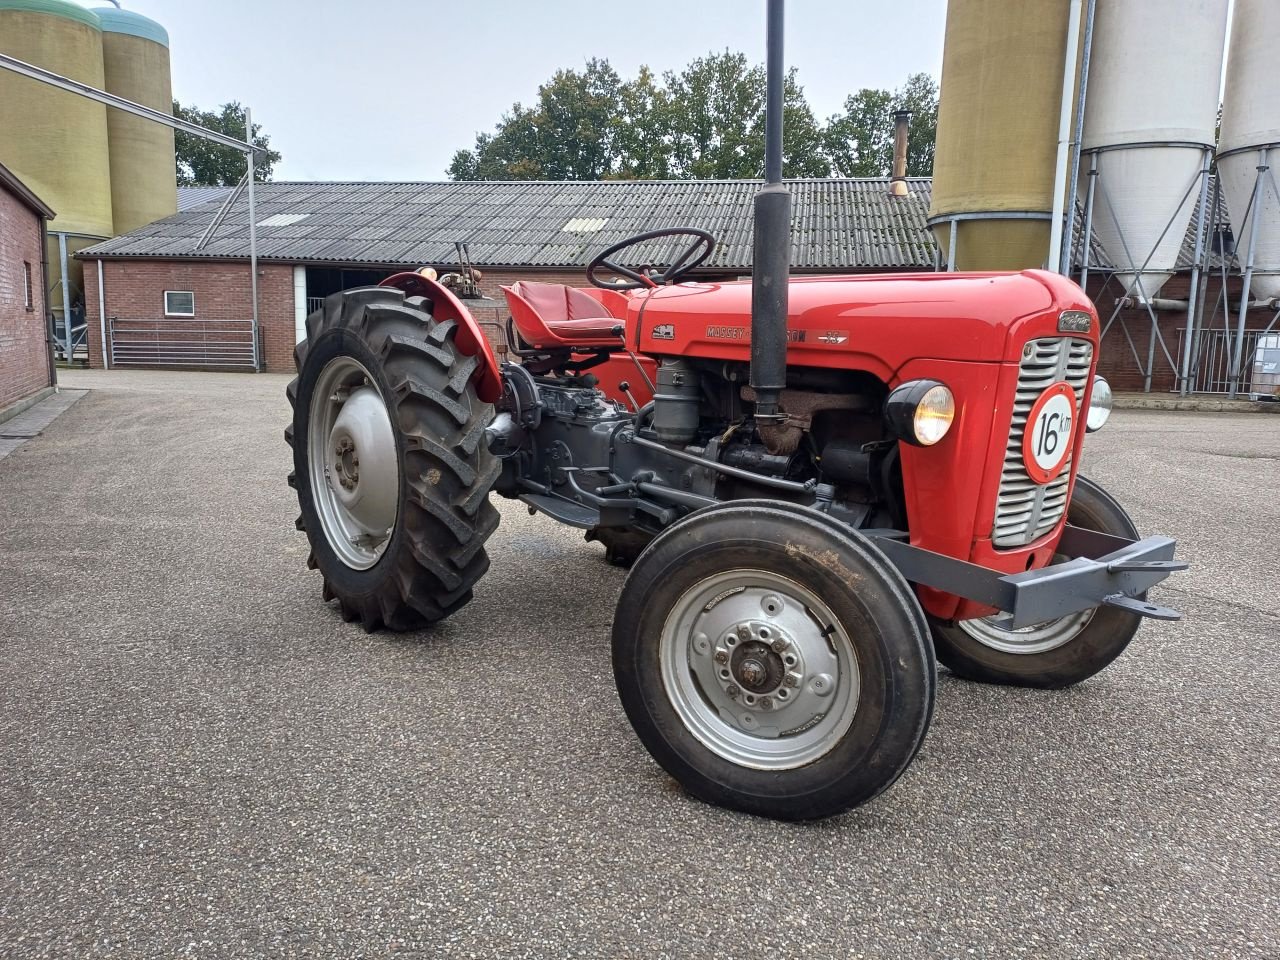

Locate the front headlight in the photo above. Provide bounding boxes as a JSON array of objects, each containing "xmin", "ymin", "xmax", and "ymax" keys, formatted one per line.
[
  {"xmin": 885, "ymin": 380, "xmax": 955, "ymax": 446},
  {"xmin": 1086, "ymin": 376, "xmax": 1112, "ymax": 432}
]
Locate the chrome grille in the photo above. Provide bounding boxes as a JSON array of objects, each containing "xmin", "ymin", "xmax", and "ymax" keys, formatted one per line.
[{"xmin": 992, "ymin": 337, "xmax": 1093, "ymax": 548}]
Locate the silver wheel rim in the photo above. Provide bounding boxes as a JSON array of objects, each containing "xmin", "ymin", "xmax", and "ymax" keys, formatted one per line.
[
  {"xmin": 659, "ymin": 569, "xmax": 860, "ymax": 771},
  {"xmin": 307, "ymin": 356, "xmax": 399, "ymax": 570},
  {"xmin": 958, "ymin": 607, "xmax": 1095, "ymax": 655}
]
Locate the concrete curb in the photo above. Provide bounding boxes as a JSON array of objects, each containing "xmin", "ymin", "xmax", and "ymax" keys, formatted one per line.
[
  {"xmin": 1113, "ymin": 394, "xmax": 1280, "ymax": 413},
  {"xmin": 0, "ymin": 385, "xmax": 56, "ymax": 427}
]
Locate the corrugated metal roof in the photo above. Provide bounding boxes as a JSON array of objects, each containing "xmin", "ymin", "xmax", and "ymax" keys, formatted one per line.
[
  {"xmin": 87, "ymin": 179, "xmax": 938, "ymax": 271},
  {"xmin": 94, "ymin": 177, "xmax": 1231, "ymax": 274},
  {"xmin": 176, "ymin": 185, "xmax": 233, "ymax": 211}
]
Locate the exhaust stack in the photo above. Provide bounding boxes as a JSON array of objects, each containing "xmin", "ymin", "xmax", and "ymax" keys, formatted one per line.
[
  {"xmin": 889, "ymin": 110, "xmax": 911, "ymax": 197},
  {"xmin": 749, "ymin": 0, "xmax": 790, "ymax": 422}
]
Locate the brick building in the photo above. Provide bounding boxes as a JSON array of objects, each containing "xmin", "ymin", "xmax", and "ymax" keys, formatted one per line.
[
  {"xmin": 0, "ymin": 160, "xmax": 55, "ymax": 417},
  {"xmin": 76, "ymin": 178, "xmax": 1278, "ymax": 394},
  {"xmin": 77, "ymin": 179, "xmax": 936, "ymax": 374}
]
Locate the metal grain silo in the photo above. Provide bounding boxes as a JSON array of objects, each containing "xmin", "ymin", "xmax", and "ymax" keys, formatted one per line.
[
  {"xmin": 0, "ymin": 0, "xmax": 113, "ymax": 238},
  {"xmin": 1079, "ymin": 0, "xmax": 1228, "ymax": 301},
  {"xmin": 929, "ymin": 0, "xmax": 1071, "ymax": 270},
  {"xmin": 93, "ymin": 5, "xmax": 177, "ymax": 234},
  {"xmin": 1217, "ymin": 0, "xmax": 1280, "ymax": 301}
]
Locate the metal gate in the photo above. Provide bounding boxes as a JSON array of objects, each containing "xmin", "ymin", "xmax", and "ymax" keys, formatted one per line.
[
  {"xmin": 1174, "ymin": 328, "xmax": 1279, "ymax": 396},
  {"xmin": 108, "ymin": 318, "xmax": 258, "ymax": 369}
]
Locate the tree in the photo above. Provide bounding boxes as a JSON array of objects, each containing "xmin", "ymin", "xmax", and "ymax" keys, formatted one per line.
[
  {"xmin": 824, "ymin": 73, "xmax": 938, "ymax": 178},
  {"xmin": 447, "ymin": 57, "xmax": 934, "ymax": 182},
  {"xmin": 173, "ymin": 100, "xmax": 281, "ymax": 186},
  {"xmin": 662, "ymin": 52, "xmax": 829, "ymax": 179}
]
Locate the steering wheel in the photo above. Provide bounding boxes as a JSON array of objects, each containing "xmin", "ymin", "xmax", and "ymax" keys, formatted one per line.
[{"xmin": 587, "ymin": 227, "xmax": 716, "ymax": 291}]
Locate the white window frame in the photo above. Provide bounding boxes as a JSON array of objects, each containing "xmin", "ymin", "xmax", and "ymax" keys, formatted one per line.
[
  {"xmin": 23, "ymin": 261, "xmax": 33, "ymax": 310},
  {"xmin": 164, "ymin": 290, "xmax": 196, "ymax": 317}
]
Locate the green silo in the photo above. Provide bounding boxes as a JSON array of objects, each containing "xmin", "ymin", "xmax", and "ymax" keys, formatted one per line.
[
  {"xmin": 0, "ymin": 0, "xmax": 114, "ymax": 325},
  {"xmin": 93, "ymin": 5, "xmax": 177, "ymax": 234}
]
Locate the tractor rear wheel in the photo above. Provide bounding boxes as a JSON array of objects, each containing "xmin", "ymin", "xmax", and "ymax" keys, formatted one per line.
[
  {"xmin": 286, "ymin": 287, "xmax": 500, "ymax": 631},
  {"xmin": 928, "ymin": 476, "xmax": 1143, "ymax": 688},
  {"xmin": 612, "ymin": 500, "xmax": 935, "ymax": 821}
]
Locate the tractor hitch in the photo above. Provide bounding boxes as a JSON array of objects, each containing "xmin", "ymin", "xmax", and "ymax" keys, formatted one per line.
[{"xmin": 867, "ymin": 525, "xmax": 1188, "ymax": 629}]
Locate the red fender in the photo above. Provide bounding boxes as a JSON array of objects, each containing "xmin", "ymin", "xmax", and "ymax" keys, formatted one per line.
[{"xmin": 378, "ymin": 272, "xmax": 503, "ymax": 404}]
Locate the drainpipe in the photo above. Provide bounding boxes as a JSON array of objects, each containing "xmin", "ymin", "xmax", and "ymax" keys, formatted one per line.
[
  {"xmin": 889, "ymin": 110, "xmax": 911, "ymax": 198},
  {"xmin": 40, "ymin": 215, "xmax": 56, "ymax": 388},
  {"xmin": 1059, "ymin": 0, "xmax": 1096, "ymax": 274},
  {"xmin": 96, "ymin": 259, "xmax": 109, "ymax": 370},
  {"xmin": 1047, "ymin": 0, "xmax": 1085, "ymax": 273}
]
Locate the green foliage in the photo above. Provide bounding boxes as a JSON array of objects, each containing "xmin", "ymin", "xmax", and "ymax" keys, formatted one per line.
[
  {"xmin": 825, "ymin": 74, "xmax": 938, "ymax": 178},
  {"xmin": 173, "ymin": 100, "xmax": 282, "ymax": 186},
  {"xmin": 448, "ymin": 55, "xmax": 936, "ymax": 182}
]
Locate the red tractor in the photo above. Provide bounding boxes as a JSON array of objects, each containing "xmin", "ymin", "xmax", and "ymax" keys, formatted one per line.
[{"xmin": 285, "ymin": 1, "xmax": 1186, "ymax": 820}]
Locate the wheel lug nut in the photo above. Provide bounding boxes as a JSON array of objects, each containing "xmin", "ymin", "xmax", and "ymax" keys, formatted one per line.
[
  {"xmin": 725, "ymin": 684, "xmax": 740, "ymax": 699},
  {"xmin": 714, "ymin": 650, "xmax": 729, "ymax": 664},
  {"xmin": 771, "ymin": 638, "xmax": 788, "ymax": 653},
  {"xmin": 759, "ymin": 696, "xmax": 773, "ymax": 711},
  {"xmin": 737, "ymin": 625, "xmax": 751, "ymax": 642},
  {"xmin": 784, "ymin": 672, "xmax": 801, "ymax": 688}
]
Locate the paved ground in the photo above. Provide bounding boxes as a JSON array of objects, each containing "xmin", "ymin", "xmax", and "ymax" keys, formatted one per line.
[{"xmin": 1, "ymin": 369, "xmax": 1276, "ymax": 959}]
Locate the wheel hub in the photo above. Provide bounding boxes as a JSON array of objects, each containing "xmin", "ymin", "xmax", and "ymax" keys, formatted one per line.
[
  {"xmin": 308, "ymin": 358, "xmax": 400, "ymax": 570},
  {"xmin": 663, "ymin": 572, "xmax": 860, "ymax": 770}
]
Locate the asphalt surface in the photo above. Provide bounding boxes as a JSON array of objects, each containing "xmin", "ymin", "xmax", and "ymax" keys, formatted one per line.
[{"xmin": 1, "ymin": 369, "xmax": 1276, "ymax": 959}]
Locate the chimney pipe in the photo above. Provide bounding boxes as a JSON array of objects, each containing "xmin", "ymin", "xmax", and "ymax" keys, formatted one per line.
[
  {"xmin": 889, "ymin": 110, "xmax": 911, "ymax": 197},
  {"xmin": 749, "ymin": 0, "xmax": 790, "ymax": 423}
]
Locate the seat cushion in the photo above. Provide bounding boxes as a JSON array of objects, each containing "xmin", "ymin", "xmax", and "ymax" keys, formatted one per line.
[
  {"xmin": 545, "ymin": 317, "xmax": 624, "ymax": 340},
  {"xmin": 503, "ymin": 281, "xmax": 624, "ymax": 348}
]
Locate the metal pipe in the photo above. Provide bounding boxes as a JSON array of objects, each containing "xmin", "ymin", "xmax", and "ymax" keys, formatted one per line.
[
  {"xmin": 39, "ymin": 214, "xmax": 56, "ymax": 388},
  {"xmin": 626, "ymin": 431, "xmax": 815, "ymax": 493},
  {"xmin": 749, "ymin": 0, "xmax": 790, "ymax": 420},
  {"xmin": 0, "ymin": 53, "xmax": 253, "ymax": 153},
  {"xmin": 1059, "ymin": 0, "xmax": 1096, "ymax": 275},
  {"xmin": 1179, "ymin": 149, "xmax": 1213, "ymax": 395},
  {"xmin": 1048, "ymin": 0, "xmax": 1085, "ymax": 273},
  {"xmin": 1079, "ymin": 153, "xmax": 1097, "ymax": 290},
  {"xmin": 889, "ymin": 110, "xmax": 910, "ymax": 197},
  {"xmin": 56, "ymin": 232, "xmax": 71, "ymax": 363},
  {"xmin": 246, "ymin": 107, "xmax": 261, "ymax": 373},
  {"xmin": 1228, "ymin": 148, "xmax": 1268, "ymax": 399},
  {"xmin": 97, "ymin": 259, "xmax": 108, "ymax": 370}
]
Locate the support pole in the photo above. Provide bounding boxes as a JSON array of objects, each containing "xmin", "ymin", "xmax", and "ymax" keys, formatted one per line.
[
  {"xmin": 1079, "ymin": 154, "xmax": 1097, "ymax": 291},
  {"xmin": 57, "ymin": 232, "xmax": 71, "ymax": 363},
  {"xmin": 246, "ymin": 106, "xmax": 261, "ymax": 373},
  {"xmin": 1048, "ymin": 0, "xmax": 1085, "ymax": 274},
  {"xmin": 1178, "ymin": 149, "xmax": 1212, "ymax": 396},
  {"xmin": 97, "ymin": 258, "xmax": 108, "ymax": 370},
  {"xmin": 1059, "ymin": 0, "xmax": 1096, "ymax": 275},
  {"xmin": 1228, "ymin": 147, "xmax": 1268, "ymax": 399}
]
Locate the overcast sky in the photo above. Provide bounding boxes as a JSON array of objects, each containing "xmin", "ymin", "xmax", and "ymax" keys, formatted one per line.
[{"xmin": 77, "ymin": 0, "xmax": 946, "ymax": 182}]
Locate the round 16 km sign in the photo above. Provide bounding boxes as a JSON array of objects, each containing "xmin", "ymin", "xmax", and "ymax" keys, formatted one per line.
[{"xmin": 1023, "ymin": 382, "xmax": 1077, "ymax": 484}]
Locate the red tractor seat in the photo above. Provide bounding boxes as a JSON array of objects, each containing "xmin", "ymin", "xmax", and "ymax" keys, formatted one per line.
[{"xmin": 502, "ymin": 281, "xmax": 625, "ymax": 350}]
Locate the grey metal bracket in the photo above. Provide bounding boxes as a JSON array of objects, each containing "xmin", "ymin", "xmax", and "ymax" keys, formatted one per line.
[{"xmin": 1101, "ymin": 594, "xmax": 1182, "ymax": 620}]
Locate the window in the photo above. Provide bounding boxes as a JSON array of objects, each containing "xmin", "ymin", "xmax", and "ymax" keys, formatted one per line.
[
  {"xmin": 23, "ymin": 261, "xmax": 33, "ymax": 311},
  {"xmin": 164, "ymin": 290, "xmax": 195, "ymax": 317}
]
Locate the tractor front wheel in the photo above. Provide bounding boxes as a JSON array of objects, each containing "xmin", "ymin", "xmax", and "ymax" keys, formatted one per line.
[
  {"xmin": 928, "ymin": 476, "xmax": 1143, "ymax": 688},
  {"xmin": 612, "ymin": 501, "xmax": 935, "ymax": 821},
  {"xmin": 286, "ymin": 287, "xmax": 500, "ymax": 631}
]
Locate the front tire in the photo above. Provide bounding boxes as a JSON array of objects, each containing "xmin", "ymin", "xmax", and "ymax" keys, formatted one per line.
[
  {"xmin": 286, "ymin": 287, "xmax": 500, "ymax": 631},
  {"xmin": 612, "ymin": 501, "xmax": 935, "ymax": 821},
  {"xmin": 929, "ymin": 476, "xmax": 1142, "ymax": 688}
]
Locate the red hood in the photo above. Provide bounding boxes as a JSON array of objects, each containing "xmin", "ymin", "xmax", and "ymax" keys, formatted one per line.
[{"xmin": 631, "ymin": 270, "xmax": 1094, "ymax": 373}]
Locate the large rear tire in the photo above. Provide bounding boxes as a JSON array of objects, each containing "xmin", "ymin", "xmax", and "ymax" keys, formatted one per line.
[
  {"xmin": 929, "ymin": 476, "xmax": 1143, "ymax": 688},
  {"xmin": 612, "ymin": 500, "xmax": 935, "ymax": 821},
  {"xmin": 286, "ymin": 287, "xmax": 500, "ymax": 631}
]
